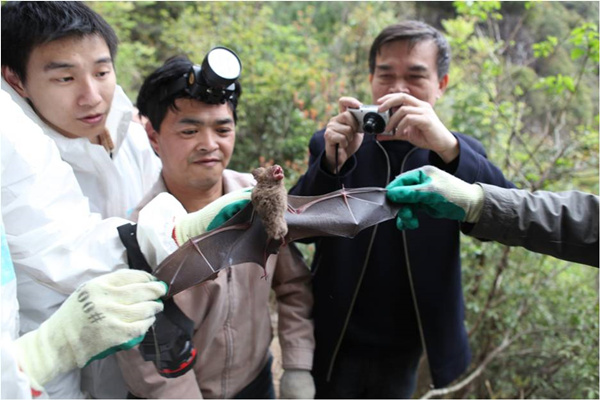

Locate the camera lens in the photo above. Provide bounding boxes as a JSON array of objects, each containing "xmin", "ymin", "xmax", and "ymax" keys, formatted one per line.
[{"xmin": 363, "ymin": 112, "xmax": 386, "ymax": 135}]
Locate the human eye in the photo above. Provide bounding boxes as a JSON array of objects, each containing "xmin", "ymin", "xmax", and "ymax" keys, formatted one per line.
[
  {"xmin": 180, "ymin": 128, "xmax": 198, "ymax": 136},
  {"xmin": 96, "ymin": 70, "xmax": 112, "ymax": 78},
  {"xmin": 377, "ymin": 73, "xmax": 394, "ymax": 81},
  {"xmin": 54, "ymin": 76, "xmax": 74, "ymax": 83},
  {"xmin": 215, "ymin": 125, "xmax": 235, "ymax": 137},
  {"xmin": 217, "ymin": 126, "xmax": 233, "ymax": 134}
]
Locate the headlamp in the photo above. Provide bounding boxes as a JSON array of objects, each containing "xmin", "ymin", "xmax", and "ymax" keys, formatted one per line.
[{"xmin": 160, "ymin": 46, "xmax": 242, "ymax": 104}]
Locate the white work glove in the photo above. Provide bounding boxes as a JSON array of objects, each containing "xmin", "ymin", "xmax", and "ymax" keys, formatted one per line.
[
  {"xmin": 279, "ymin": 369, "xmax": 316, "ymax": 399},
  {"xmin": 14, "ymin": 269, "xmax": 167, "ymax": 390},
  {"xmin": 173, "ymin": 187, "xmax": 253, "ymax": 245},
  {"xmin": 386, "ymin": 165, "xmax": 484, "ymax": 229},
  {"xmin": 137, "ymin": 188, "xmax": 252, "ymax": 268}
]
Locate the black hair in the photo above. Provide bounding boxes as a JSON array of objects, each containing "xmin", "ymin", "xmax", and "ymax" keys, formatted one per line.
[
  {"xmin": 1, "ymin": 1, "xmax": 119, "ymax": 83},
  {"xmin": 137, "ymin": 55, "xmax": 241, "ymax": 132},
  {"xmin": 369, "ymin": 20, "xmax": 451, "ymax": 80}
]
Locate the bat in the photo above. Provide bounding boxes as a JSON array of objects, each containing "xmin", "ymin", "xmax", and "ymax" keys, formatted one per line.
[
  {"xmin": 153, "ymin": 186, "xmax": 401, "ymax": 298},
  {"xmin": 251, "ymin": 165, "xmax": 288, "ymax": 241}
]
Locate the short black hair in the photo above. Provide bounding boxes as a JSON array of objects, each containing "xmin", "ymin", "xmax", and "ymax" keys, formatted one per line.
[
  {"xmin": 137, "ymin": 55, "xmax": 242, "ymax": 132},
  {"xmin": 1, "ymin": 1, "xmax": 118, "ymax": 83},
  {"xmin": 369, "ymin": 20, "xmax": 451, "ymax": 80}
]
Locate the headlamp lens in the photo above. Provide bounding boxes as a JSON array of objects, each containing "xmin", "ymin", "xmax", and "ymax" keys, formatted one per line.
[
  {"xmin": 159, "ymin": 47, "xmax": 241, "ymax": 104},
  {"xmin": 206, "ymin": 47, "xmax": 241, "ymax": 81}
]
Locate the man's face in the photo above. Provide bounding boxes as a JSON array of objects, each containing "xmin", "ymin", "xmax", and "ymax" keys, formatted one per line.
[
  {"xmin": 369, "ymin": 39, "xmax": 447, "ymax": 106},
  {"xmin": 150, "ymin": 99, "xmax": 235, "ymax": 194},
  {"xmin": 6, "ymin": 34, "xmax": 116, "ymax": 140}
]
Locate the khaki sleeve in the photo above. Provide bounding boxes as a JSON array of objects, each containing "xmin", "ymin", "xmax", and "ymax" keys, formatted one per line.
[{"xmin": 271, "ymin": 243, "xmax": 315, "ymax": 370}]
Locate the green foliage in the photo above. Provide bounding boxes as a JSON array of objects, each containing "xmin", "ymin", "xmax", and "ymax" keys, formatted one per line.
[
  {"xmin": 438, "ymin": 2, "xmax": 599, "ymax": 398},
  {"xmin": 569, "ymin": 23, "xmax": 600, "ymax": 64},
  {"xmin": 87, "ymin": 2, "xmax": 598, "ymax": 397},
  {"xmin": 453, "ymin": 0, "xmax": 503, "ymax": 21}
]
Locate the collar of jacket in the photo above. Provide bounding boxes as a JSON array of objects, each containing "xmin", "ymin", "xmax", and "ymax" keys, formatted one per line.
[
  {"xmin": 1, "ymin": 78, "xmax": 132, "ymax": 162},
  {"xmin": 130, "ymin": 169, "xmax": 256, "ymax": 222}
]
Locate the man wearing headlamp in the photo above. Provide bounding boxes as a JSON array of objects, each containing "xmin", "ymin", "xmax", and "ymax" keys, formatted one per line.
[{"xmin": 116, "ymin": 51, "xmax": 316, "ymax": 399}]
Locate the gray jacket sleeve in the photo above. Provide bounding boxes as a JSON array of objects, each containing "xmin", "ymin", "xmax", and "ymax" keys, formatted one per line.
[{"xmin": 469, "ymin": 184, "xmax": 599, "ymax": 267}]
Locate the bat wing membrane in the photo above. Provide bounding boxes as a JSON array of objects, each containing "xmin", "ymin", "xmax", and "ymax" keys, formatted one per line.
[{"xmin": 154, "ymin": 187, "xmax": 399, "ymax": 297}]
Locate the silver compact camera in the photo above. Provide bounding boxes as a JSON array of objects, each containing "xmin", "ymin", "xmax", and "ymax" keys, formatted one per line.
[{"xmin": 348, "ymin": 105, "xmax": 392, "ymax": 135}]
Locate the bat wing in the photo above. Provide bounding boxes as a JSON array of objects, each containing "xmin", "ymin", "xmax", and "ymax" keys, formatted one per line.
[
  {"xmin": 285, "ymin": 187, "xmax": 401, "ymax": 241},
  {"xmin": 153, "ymin": 205, "xmax": 279, "ymax": 298},
  {"xmin": 154, "ymin": 187, "xmax": 399, "ymax": 298}
]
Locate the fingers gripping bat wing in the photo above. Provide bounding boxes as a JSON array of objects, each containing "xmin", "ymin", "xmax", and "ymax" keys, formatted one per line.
[{"xmin": 154, "ymin": 187, "xmax": 400, "ymax": 297}]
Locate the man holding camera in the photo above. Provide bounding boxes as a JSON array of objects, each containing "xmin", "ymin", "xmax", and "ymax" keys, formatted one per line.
[{"xmin": 290, "ymin": 20, "xmax": 514, "ymax": 398}]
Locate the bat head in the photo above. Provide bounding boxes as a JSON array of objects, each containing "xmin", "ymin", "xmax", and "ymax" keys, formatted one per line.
[{"xmin": 252, "ymin": 164, "xmax": 284, "ymax": 183}]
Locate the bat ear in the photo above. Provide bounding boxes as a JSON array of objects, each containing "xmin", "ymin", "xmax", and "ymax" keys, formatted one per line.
[{"xmin": 251, "ymin": 168, "xmax": 263, "ymax": 180}]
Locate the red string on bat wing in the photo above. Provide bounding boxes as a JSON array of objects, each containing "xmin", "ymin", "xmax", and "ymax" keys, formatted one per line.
[{"xmin": 154, "ymin": 187, "xmax": 401, "ymax": 298}]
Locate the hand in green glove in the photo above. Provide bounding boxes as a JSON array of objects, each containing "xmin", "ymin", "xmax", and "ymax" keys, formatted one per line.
[
  {"xmin": 385, "ymin": 165, "xmax": 484, "ymax": 230},
  {"xmin": 15, "ymin": 269, "xmax": 167, "ymax": 390},
  {"xmin": 174, "ymin": 187, "xmax": 253, "ymax": 245}
]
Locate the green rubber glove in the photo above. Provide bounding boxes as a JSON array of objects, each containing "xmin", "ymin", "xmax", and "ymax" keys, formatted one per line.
[
  {"xmin": 385, "ymin": 165, "xmax": 484, "ymax": 230},
  {"xmin": 14, "ymin": 270, "xmax": 167, "ymax": 390},
  {"xmin": 174, "ymin": 187, "xmax": 252, "ymax": 245}
]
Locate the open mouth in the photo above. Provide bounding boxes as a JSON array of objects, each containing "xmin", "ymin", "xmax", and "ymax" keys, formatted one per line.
[{"xmin": 273, "ymin": 165, "xmax": 284, "ymax": 180}]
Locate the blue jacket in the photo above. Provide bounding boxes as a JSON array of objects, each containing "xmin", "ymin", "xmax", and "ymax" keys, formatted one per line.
[{"xmin": 289, "ymin": 131, "xmax": 515, "ymax": 388}]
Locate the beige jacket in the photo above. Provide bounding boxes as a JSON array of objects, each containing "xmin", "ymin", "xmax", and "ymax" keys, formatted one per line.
[{"xmin": 117, "ymin": 169, "xmax": 314, "ymax": 399}]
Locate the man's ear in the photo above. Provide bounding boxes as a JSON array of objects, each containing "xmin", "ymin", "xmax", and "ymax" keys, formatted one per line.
[
  {"xmin": 2, "ymin": 66, "xmax": 28, "ymax": 98},
  {"xmin": 438, "ymin": 74, "xmax": 449, "ymax": 96},
  {"xmin": 145, "ymin": 120, "xmax": 161, "ymax": 156}
]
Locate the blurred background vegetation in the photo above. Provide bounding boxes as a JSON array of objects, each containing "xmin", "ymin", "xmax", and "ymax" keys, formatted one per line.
[{"xmin": 89, "ymin": 1, "xmax": 599, "ymax": 398}]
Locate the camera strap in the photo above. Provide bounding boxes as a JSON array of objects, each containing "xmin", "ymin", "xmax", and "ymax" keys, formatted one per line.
[
  {"xmin": 117, "ymin": 223, "xmax": 197, "ymax": 378},
  {"xmin": 334, "ymin": 143, "xmax": 343, "ymax": 189}
]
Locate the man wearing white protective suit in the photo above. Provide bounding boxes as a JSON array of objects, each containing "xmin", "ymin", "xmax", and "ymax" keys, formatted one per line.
[
  {"xmin": 1, "ymin": 1, "xmax": 160, "ymax": 397},
  {"xmin": 1, "ymin": 85, "xmax": 136, "ymax": 399},
  {"xmin": 1, "ymin": 85, "xmax": 242, "ymax": 399}
]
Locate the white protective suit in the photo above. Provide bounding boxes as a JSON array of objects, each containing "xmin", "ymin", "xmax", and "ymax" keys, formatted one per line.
[
  {"xmin": 1, "ymin": 80, "xmax": 160, "ymax": 398},
  {"xmin": 1, "ymin": 218, "xmax": 41, "ymax": 399}
]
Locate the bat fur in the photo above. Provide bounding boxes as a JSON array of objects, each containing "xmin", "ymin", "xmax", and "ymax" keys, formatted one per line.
[{"xmin": 251, "ymin": 165, "xmax": 288, "ymax": 241}]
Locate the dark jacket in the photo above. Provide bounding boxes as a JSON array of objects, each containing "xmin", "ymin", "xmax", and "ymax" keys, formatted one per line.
[
  {"xmin": 289, "ymin": 131, "xmax": 515, "ymax": 388},
  {"xmin": 472, "ymin": 184, "xmax": 599, "ymax": 267}
]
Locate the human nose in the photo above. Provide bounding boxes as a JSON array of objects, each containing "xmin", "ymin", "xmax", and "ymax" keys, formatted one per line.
[
  {"xmin": 194, "ymin": 132, "xmax": 219, "ymax": 153},
  {"xmin": 77, "ymin": 77, "xmax": 103, "ymax": 108},
  {"xmin": 388, "ymin": 79, "xmax": 410, "ymax": 95}
]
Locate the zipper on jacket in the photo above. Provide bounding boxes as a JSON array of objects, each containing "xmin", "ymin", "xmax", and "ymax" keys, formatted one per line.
[{"xmin": 221, "ymin": 267, "xmax": 234, "ymax": 398}]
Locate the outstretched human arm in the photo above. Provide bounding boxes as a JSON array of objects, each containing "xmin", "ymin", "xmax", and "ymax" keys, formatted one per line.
[
  {"xmin": 472, "ymin": 183, "xmax": 599, "ymax": 267},
  {"xmin": 386, "ymin": 166, "xmax": 599, "ymax": 267}
]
